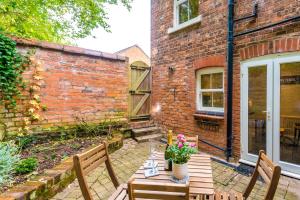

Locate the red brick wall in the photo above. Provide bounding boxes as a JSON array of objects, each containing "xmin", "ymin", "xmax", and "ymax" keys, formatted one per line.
[
  {"xmin": 233, "ymin": 0, "xmax": 300, "ymax": 158},
  {"xmin": 151, "ymin": 0, "xmax": 300, "ymax": 159},
  {"xmin": 151, "ymin": 0, "xmax": 228, "ymax": 158},
  {"xmin": 0, "ymin": 38, "xmax": 129, "ymax": 137}
]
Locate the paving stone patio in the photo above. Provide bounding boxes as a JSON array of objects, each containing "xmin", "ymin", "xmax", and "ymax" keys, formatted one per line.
[{"xmin": 51, "ymin": 139, "xmax": 300, "ymax": 200}]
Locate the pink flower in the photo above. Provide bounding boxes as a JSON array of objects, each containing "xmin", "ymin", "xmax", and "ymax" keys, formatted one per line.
[
  {"xmin": 177, "ymin": 134, "xmax": 187, "ymax": 144},
  {"xmin": 181, "ymin": 138, "xmax": 187, "ymax": 143},
  {"xmin": 177, "ymin": 134, "xmax": 184, "ymax": 140},
  {"xmin": 178, "ymin": 142, "xmax": 183, "ymax": 149},
  {"xmin": 189, "ymin": 143, "xmax": 196, "ymax": 148}
]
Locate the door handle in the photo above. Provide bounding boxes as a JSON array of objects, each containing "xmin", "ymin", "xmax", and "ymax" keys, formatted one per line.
[{"xmin": 262, "ymin": 110, "xmax": 271, "ymax": 120}]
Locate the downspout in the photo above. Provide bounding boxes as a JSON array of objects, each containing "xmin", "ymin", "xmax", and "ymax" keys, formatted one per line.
[{"xmin": 226, "ymin": 0, "xmax": 234, "ymax": 161}]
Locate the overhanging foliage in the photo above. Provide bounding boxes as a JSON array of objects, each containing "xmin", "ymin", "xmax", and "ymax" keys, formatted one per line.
[{"xmin": 0, "ymin": 0, "xmax": 133, "ymax": 43}]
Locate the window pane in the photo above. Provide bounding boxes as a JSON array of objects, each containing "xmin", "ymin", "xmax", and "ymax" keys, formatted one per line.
[
  {"xmin": 212, "ymin": 73, "xmax": 223, "ymax": 89},
  {"xmin": 189, "ymin": 0, "xmax": 199, "ymax": 19},
  {"xmin": 179, "ymin": 2, "xmax": 189, "ymax": 24},
  {"xmin": 202, "ymin": 92, "xmax": 212, "ymax": 107},
  {"xmin": 280, "ymin": 62, "xmax": 300, "ymax": 165},
  {"xmin": 201, "ymin": 74, "xmax": 211, "ymax": 89},
  {"xmin": 213, "ymin": 92, "xmax": 224, "ymax": 108}
]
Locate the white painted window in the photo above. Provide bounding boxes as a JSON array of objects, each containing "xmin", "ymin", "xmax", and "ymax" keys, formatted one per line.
[
  {"xmin": 168, "ymin": 0, "xmax": 201, "ymax": 34},
  {"xmin": 196, "ymin": 67, "xmax": 224, "ymax": 112},
  {"xmin": 175, "ymin": 0, "xmax": 199, "ymax": 24}
]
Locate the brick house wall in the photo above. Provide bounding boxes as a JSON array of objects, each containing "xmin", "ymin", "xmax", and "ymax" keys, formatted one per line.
[
  {"xmin": 0, "ymin": 38, "xmax": 129, "ymax": 139},
  {"xmin": 151, "ymin": 0, "xmax": 300, "ymax": 159},
  {"xmin": 232, "ymin": 0, "xmax": 300, "ymax": 158},
  {"xmin": 151, "ymin": 0, "xmax": 228, "ymax": 158}
]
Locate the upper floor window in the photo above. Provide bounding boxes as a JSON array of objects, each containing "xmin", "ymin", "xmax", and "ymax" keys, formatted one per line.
[
  {"xmin": 168, "ymin": 0, "xmax": 201, "ymax": 34},
  {"xmin": 176, "ymin": 0, "xmax": 199, "ymax": 24},
  {"xmin": 196, "ymin": 67, "xmax": 224, "ymax": 112}
]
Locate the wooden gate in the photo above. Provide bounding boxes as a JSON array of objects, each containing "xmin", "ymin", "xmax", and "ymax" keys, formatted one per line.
[{"xmin": 129, "ymin": 61, "xmax": 151, "ymax": 120}]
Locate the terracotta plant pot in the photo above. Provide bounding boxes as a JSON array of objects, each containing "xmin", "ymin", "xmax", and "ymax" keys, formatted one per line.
[{"xmin": 172, "ymin": 162, "xmax": 188, "ymax": 180}]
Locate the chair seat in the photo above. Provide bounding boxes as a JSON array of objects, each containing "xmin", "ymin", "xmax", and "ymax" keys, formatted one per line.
[
  {"xmin": 108, "ymin": 184, "xmax": 128, "ymax": 200},
  {"xmin": 215, "ymin": 191, "xmax": 244, "ymax": 200}
]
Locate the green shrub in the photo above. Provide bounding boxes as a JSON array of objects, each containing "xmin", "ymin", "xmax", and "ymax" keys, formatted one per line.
[
  {"xmin": 0, "ymin": 141, "xmax": 20, "ymax": 185},
  {"xmin": 15, "ymin": 157, "xmax": 38, "ymax": 174},
  {"xmin": 17, "ymin": 135, "xmax": 37, "ymax": 149}
]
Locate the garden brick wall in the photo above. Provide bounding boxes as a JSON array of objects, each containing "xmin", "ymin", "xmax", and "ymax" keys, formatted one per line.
[
  {"xmin": 0, "ymin": 38, "xmax": 129, "ymax": 138},
  {"xmin": 151, "ymin": 0, "xmax": 300, "ymax": 159}
]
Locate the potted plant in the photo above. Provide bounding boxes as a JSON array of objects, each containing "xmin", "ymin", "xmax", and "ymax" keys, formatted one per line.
[{"xmin": 167, "ymin": 134, "xmax": 197, "ymax": 180}]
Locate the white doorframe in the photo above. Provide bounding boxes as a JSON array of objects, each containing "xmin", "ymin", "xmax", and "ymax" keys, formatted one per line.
[
  {"xmin": 241, "ymin": 59, "xmax": 273, "ymax": 163},
  {"xmin": 241, "ymin": 53, "xmax": 300, "ymax": 178},
  {"xmin": 273, "ymin": 54, "xmax": 300, "ymax": 175}
]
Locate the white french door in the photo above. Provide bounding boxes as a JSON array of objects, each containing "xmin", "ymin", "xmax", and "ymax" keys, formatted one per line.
[{"xmin": 241, "ymin": 53, "xmax": 300, "ymax": 178}]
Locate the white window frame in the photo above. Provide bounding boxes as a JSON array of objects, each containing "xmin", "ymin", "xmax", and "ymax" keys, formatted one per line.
[
  {"xmin": 168, "ymin": 0, "xmax": 202, "ymax": 34},
  {"xmin": 196, "ymin": 67, "xmax": 224, "ymax": 113}
]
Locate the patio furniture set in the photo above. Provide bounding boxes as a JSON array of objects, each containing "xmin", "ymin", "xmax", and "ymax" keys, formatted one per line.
[{"xmin": 72, "ymin": 136, "xmax": 281, "ymax": 200}]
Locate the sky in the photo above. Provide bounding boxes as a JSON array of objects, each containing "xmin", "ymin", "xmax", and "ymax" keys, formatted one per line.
[{"xmin": 76, "ymin": 0, "xmax": 151, "ymax": 57}]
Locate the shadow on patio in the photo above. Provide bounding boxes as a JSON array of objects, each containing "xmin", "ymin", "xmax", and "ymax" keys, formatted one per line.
[{"xmin": 51, "ymin": 139, "xmax": 299, "ymax": 200}]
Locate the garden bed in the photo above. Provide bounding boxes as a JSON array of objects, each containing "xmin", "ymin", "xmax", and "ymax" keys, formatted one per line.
[{"xmin": 0, "ymin": 132, "xmax": 124, "ymax": 196}]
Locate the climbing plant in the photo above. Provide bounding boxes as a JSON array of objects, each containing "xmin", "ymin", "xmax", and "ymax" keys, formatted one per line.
[
  {"xmin": 17, "ymin": 56, "xmax": 45, "ymax": 136},
  {"xmin": 0, "ymin": 34, "xmax": 44, "ymax": 138},
  {"xmin": 0, "ymin": 33, "xmax": 29, "ymax": 109}
]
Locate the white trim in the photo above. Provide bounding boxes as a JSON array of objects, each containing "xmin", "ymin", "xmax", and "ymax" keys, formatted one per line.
[
  {"xmin": 239, "ymin": 159, "xmax": 300, "ymax": 180},
  {"xmin": 196, "ymin": 67, "xmax": 224, "ymax": 112},
  {"xmin": 240, "ymin": 60, "xmax": 273, "ymax": 163},
  {"xmin": 241, "ymin": 52, "xmax": 300, "ymax": 177},
  {"xmin": 169, "ymin": 0, "xmax": 201, "ymax": 34},
  {"xmin": 273, "ymin": 54, "xmax": 300, "ymax": 175},
  {"xmin": 168, "ymin": 15, "xmax": 202, "ymax": 34},
  {"xmin": 239, "ymin": 159, "xmax": 256, "ymax": 167}
]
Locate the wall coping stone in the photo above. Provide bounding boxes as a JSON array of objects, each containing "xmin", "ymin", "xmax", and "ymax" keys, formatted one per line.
[
  {"xmin": 11, "ymin": 36, "xmax": 128, "ymax": 62},
  {"xmin": 0, "ymin": 134, "xmax": 124, "ymax": 200}
]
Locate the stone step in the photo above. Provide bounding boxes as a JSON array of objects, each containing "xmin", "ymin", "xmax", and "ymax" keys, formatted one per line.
[
  {"xmin": 130, "ymin": 120, "xmax": 155, "ymax": 129},
  {"xmin": 132, "ymin": 126, "xmax": 159, "ymax": 137},
  {"xmin": 134, "ymin": 133, "xmax": 163, "ymax": 143}
]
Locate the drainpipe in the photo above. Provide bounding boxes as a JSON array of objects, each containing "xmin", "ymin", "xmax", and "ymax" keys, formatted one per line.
[{"xmin": 226, "ymin": 0, "xmax": 234, "ymax": 161}]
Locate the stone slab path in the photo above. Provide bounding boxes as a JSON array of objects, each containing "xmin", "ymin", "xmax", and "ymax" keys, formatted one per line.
[{"xmin": 51, "ymin": 139, "xmax": 300, "ymax": 200}]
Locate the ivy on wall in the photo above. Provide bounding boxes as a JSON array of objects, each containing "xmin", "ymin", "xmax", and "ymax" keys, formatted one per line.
[
  {"xmin": 0, "ymin": 34, "xmax": 45, "ymax": 139},
  {"xmin": 0, "ymin": 33, "xmax": 28, "ymax": 109}
]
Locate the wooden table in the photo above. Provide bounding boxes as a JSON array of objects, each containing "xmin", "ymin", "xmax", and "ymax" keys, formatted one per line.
[{"xmin": 130, "ymin": 152, "xmax": 214, "ymax": 200}]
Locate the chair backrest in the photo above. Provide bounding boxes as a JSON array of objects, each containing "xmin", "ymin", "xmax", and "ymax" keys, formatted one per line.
[
  {"xmin": 243, "ymin": 150, "xmax": 281, "ymax": 200},
  {"xmin": 128, "ymin": 179, "xmax": 189, "ymax": 200},
  {"xmin": 73, "ymin": 142, "xmax": 120, "ymax": 200},
  {"xmin": 172, "ymin": 135, "xmax": 199, "ymax": 149}
]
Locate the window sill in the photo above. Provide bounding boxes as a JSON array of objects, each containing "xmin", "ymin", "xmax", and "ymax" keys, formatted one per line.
[
  {"xmin": 193, "ymin": 113, "xmax": 224, "ymax": 121},
  {"xmin": 168, "ymin": 15, "xmax": 202, "ymax": 34}
]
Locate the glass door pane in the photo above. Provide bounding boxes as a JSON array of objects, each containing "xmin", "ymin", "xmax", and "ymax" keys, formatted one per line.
[
  {"xmin": 248, "ymin": 66, "xmax": 267, "ymax": 155},
  {"xmin": 280, "ymin": 62, "xmax": 300, "ymax": 165}
]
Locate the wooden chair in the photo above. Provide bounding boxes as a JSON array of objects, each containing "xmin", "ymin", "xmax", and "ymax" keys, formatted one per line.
[
  {"xmin": 172, "ymin": 135, "xmax": 199, "ymax": 149},
  {"xmin": 128, "ymin": 179, "xmax": 190, "ymax": 200},
  {"xmin": 215, "ymin": 150, "xmax": 281, "ymax": 200},
  {"xmin": 73, "ymin": 142, "xmax": 126, "ymax": 200}
]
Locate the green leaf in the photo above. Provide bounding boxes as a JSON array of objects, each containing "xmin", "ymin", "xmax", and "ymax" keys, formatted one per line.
[{"xmin": 0, "ymin": 0, "xmax": 133, "ymax": 43}]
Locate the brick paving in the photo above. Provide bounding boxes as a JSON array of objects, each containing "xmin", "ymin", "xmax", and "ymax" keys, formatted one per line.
[{"xmin": 51, "ymin": 139, "xmax": 300, "ymax": 200}]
